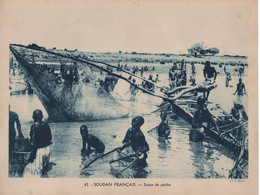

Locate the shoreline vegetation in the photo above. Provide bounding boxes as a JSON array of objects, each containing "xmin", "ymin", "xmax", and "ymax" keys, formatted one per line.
[
  {"xmin": 11, "ymin": 44, "xmax": 248, "ymax": 68},
  {"xmin": 47, "ymin": 49, "xmax": 248, "ymax": 66}
]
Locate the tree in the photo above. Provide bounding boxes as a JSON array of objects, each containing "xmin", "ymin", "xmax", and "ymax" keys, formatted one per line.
[
  {"xmin": 188, "ymin": 43, "xmax": 220, "ymax": 56},
  {"xmin": 188, "ymin": 42, "xmax": 205, "ymax": 57},
  {"xmin": 207, "ymin": 47, "xmax": 219, "ymax": 56}
]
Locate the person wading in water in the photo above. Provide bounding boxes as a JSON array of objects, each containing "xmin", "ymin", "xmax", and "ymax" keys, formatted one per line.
[
  {"xmin": 121, "ymin": 116, "xmax": 149, "ymax": 167},
  {"xmin": 189, "ymin": 96, "xmax": 221, "ymax": 142},
  {"xmin": 157, "ymin": 111, "xmax": 171, "ymax": 138},
  {"xmin": 9, "ymin": 105, "xmax": 24, "ymax": 151},
  {"xmin": 80, "ymin": 125, "xmax": 105, "ymax": 154},
  {"xmin": 233, "ymin": 78, "xmax": 247, "ymax": 96},
  {"xmin": 24, "ymin": 109, "xmax": 52, "ymax": 177}
]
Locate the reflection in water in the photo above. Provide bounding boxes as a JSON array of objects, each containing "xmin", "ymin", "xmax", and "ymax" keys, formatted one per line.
[{"xmin": 157, "ymin": 138, "xmax": 171, "ymax": 152}]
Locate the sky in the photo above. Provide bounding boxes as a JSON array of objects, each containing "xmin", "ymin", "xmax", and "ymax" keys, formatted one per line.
[{"xmin": 3, "ymin": 0, "xmax": 253, "ymax": 56}]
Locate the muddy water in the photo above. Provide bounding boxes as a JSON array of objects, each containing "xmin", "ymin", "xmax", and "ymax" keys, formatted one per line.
[{"xmin": 9, "ymin": 63, "xmax": 247, "ymax": 178}]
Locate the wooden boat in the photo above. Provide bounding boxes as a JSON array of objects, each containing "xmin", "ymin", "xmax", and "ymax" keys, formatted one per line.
[
  {"xmin": 146, "ymin": 82, "xmax": 248, "ymax": 159},
  {"xmin": 168, "ymin": 96, "xmax": 248, "ymax": 158}
]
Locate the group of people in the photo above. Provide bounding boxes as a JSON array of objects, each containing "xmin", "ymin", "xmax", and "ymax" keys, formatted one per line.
[
  {"xmin": 117, "ymin": 63, "xmax": 154, "ymax": 77},
  {"xmin": 10, "ymin": 105, "xmax": 151, "ymax": 177},
  {"xmin": 168, "ymin": 61, "xmax": 187, "ymax": 89},
  {"xmin": 9, "ymin": 58, "xmax": 248, "ymax": 177},
  {"xmin": 80, "ymin": 116, "xmax": 150, "ymax": 168},
  {"xmin": 60, "ymin": 65, "xmax": 79, "ymax": 84},
  {"xmin": 185, "ymin": 61, "xmax": 247, "ymax": 142}
]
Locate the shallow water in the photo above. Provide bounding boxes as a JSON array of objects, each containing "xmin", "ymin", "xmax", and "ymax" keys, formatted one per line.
[{"xmin": 9, "ymin": 63, "xmax": 248, "ymax": 178}]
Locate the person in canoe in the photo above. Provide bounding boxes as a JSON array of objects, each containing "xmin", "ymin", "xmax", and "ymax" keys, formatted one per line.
[
  {"xmin": 203, "ymin": 61, "xmax": 217, "ymax": 100},
  {"xmin": 231, "ymin": 101, "xmax": 248, "ymax": 121},
  {"xmin": 189, "ymin": 96, "xmax": 221, "ymax": 142},
  {"xmin": 9, "ymin": 105, "xmax": 24, "ymax": 151},
  {"xmin": 80, "ymin": 125, "xmax": 105, "ymax": 154},
  {"xmin": 121, "ymin": 116, "xmax": 149, "ymax": 167},
  {"xmin": 25, "ymin": 109, "xmax": 52, "ymax": 177},
  {"xmin": 157, "ymin": 111, "xmax": 171, "ymax": 138}
]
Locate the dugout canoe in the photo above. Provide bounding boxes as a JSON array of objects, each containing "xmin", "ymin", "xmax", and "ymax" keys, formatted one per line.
[{"xmin": 168, "ymin": 97, "xmax": 248, "ymax": 158}]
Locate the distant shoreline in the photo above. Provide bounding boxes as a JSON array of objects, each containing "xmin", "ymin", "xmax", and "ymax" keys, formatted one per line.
[
  {"xmin": 50, "ymin": 49, "xmax": 248, "ymax": 67},
  {"xmin": 10, "ymin": 44, "xmax": 248, "ymax": 67}
]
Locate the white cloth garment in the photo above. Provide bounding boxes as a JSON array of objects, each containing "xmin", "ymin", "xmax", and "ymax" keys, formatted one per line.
[{"xmin": 23, "ymin": 146, "xmax": 50, "ymax": 178}]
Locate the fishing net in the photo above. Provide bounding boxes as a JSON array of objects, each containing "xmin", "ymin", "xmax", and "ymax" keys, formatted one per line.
[
  {"xmin": 109, "ymin": 146, "xmax": 137, "ymax": 178},
  {"xmin": 10, "ymin": 44, "xmax": 168, "ymax": 121}
]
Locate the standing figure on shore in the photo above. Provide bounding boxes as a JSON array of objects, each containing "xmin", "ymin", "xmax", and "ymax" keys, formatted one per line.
[
  {"xmin": 203, "ymin": 61, "xmax": 217, "ymax": 100},
  {"xmin": 80, "ymin": 125, "xmax": 105, "ymax": 154},
  {"xmin": 25, "ymin": 109, "xmax": 52, "ymax": 177},
  {"xmin": 9, "ymin": 105, "xmax": 24, "ymax": 151},
  {"xmin": 122, "ymin": 116, "xmax": 149, "ymax": 167}
]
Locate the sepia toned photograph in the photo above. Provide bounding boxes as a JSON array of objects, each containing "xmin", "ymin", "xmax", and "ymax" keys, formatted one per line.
[{"xmin": 1, "ymin": 0, "xmax": 258, "ymax": 194}]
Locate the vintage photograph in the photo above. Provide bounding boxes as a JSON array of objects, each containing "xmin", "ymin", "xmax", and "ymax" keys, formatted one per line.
[{"xmin": 6, "ymin": 0, "xmax": 254, "ymax": 183}]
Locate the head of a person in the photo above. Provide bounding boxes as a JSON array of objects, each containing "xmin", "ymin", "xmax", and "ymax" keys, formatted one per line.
[
  {"xmin": 205, "ymin": 61, "xmax": 211, "ymax": 69},
  {"xmin": 239, "ymin": 78, "xmax": 242, "ymax": 83},
  {"xmin": 131, "ymin": 116, "xmax": 145, "ymax": 129},
  {"xmin": 32, "ymin": 109, "xmax": 43, "ymax": 122},
  {"xmin": 80, "ymin": 125, "xmax": 88, "ymax": 137},
  {"xmin": 132, "ymin": 78, "xmax": 136, "ymax": 83},
  {"xmin": 197, "ymin": 96, "xmax": 206, "ymax": 107}
]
